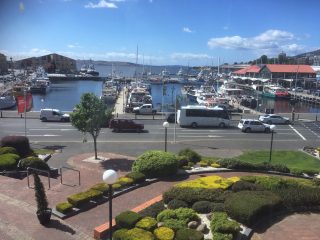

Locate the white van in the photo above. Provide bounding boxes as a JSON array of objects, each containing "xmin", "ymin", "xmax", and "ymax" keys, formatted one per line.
[
  {"xmin": 40, "ymin": 108, "xmax": 70, "ymax": 122},
  {"xmin": 177, "ymin": 105, "xmax": 231, "ymax": 128}
]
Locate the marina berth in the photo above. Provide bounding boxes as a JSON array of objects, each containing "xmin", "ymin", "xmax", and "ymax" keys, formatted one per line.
[
  {"xmin": 262, "ymin": 85, "xmax": 291, "ymax": 99},
  {"xmin": 0, "ymin": 91, "xmax": 16, "ymax": 110}
]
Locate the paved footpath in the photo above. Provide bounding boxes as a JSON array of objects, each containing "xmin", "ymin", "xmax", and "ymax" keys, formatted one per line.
[{"xmin": 1, "ymin": 151, "xmax": 320, "ymax": 240}]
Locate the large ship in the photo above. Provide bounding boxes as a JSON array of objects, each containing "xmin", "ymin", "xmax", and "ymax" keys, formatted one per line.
[
  {"xmin": 86, "ymin": 64, "xmax": 99, "ymax": 76},
  {"xmin": 262, "ymin": 85, "xmax": 290, "ymax": 99}
]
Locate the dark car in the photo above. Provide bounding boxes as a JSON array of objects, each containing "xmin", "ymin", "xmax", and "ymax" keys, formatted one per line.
[{"xmin": 109, "ymin": 118, "xmax": 144, "ymax": 132}]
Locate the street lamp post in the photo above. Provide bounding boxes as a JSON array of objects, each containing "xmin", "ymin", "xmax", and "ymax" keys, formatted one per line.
[
  {"xmin": 102, "ymin": 170, "xmax": 119, "ymax": 240},
  {"xmin": 163, "ymin": 121, "xmax": 169, "ymax": 152},
  {"xmin": 269, "ymin": 125, "xmax": 276, "ymax": 163},
  {"xmin": 24, "ymin": 88, "xmax": 27, "ymax": 137}
]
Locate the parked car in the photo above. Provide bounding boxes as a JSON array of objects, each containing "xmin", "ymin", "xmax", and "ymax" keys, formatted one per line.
[
  {"xmin": 292, "ymin": 87, "xmax": 304, "ymax": 92},
  {"xmin": 40, "ymin": 108, "xmax": 70, "ymax": 122},
  {"xmin": 133, "ymin": 104, "xmax": 157, "ymax": 115},
  {"xmin": 109, "ymin": 118, "xmax": 144, "ymax": 132},
  {"xmin": 259, "ymin": 114, "xmax": 290, "ymax": 124},
  {"xmin": 238, "ymin": 119, "xmax": 272, "ymax": 133}
]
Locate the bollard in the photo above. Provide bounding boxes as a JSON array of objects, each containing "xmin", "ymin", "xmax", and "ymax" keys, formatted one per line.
[
  {"xmin": 153, "ymin": 113, "xmax": 155, "ymax": 120},
  {"xmin": 135, "ymin": 113, "xmax": 137, "ymax": 119},
  {"xmin": 316, "ymin": 115, "xmax": 318, "ymax": 122},
  {"xmin": 21, "ymin": 114, "xmax": 23, "ymax": 118},
  {"xmin": 297, "ymin": 114, "xmax": 300, "ymax": 120},
  {"xmin": 116, "ymin": 113, "xmax": 118, "ymax": 118},
  {"xmin": 0, "ymin": 111, "xmax": 2, "ymax": 118}
]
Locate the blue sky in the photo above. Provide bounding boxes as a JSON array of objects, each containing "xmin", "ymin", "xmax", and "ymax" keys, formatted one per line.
[{"xmin": 0, "ymin": 0, "xmax": 319, "ymax": 66}]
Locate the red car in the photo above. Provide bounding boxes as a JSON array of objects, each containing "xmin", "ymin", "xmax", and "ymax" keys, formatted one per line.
[{"xmin": 109, "ymin": 119, "xmax": 144, "ymax": 132}]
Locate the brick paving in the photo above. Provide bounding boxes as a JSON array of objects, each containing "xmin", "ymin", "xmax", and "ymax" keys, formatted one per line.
[{"xmin": 1, "ymin": 151, "xmax": 320, "ymax": 239}]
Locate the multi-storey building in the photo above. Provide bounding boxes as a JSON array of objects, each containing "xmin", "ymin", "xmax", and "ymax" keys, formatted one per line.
[{"xmin": 0, "ymin": 53, "xmax": 8, "ymax": 74}]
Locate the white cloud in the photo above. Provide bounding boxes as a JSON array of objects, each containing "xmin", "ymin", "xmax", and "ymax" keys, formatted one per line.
[
  {"xmin": 84, "ymin": 0, "xmax": 117, "ymax": 9},
  {"xmin": 67, "ymin": 43, "xmax": 81, "ymax": 48},
  {"xmin": 183, "ymin": 27, "xmax": 193, "ymax": 33},
  {"xmin": 170, "ymin": 52, "xmax": 211, "ymax": 61},
  {"xmin": 208, "ymin": 29, "xmax": 305, "ymax": 55}
]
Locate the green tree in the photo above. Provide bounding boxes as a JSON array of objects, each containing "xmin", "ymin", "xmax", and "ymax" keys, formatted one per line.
[
  {"xmin": 260, "ymin": 55, "xmax": 268, "ymax": 64},
  {"xmin": 70, "ymin": 93, "xmax": 107, "ymax": 159}
]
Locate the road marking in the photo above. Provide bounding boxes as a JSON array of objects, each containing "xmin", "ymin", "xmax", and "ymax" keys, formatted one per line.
[
  {"xmin": 289, "ymin": 125, "xmax": 306, "ymax": 141},
  {"xmin": 27, "ymin": 134, "xmax": 61, "ymax": 137},
  {"xmin": 29, "ymin": 128, "xmax": 75, "ymax": 131}
]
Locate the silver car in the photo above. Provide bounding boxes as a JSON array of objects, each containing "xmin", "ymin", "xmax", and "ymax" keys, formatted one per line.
[
  {"xmin": 259, "ymin": 114, "xmax": 290, "ymax": 124},
  {"xmin": 238, "ymin": 119, "xmax": 272, "ymax": 133}
]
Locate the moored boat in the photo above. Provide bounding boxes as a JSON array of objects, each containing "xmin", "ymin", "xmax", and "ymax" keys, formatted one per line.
[
  {"xmin": 262, "ymin": 85, "xmax": 290, "ymax": 99},
  {"xmin": 0, "ymin": 91, "xmax": 16, "ymax": 110}
]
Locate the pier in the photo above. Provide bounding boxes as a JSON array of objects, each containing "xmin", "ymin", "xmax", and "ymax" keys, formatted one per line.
[{"xmin": 290, "ymin": 91, "xmax": 320, "ymax": 105}]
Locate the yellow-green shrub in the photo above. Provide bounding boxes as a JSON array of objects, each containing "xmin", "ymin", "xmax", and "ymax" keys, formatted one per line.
[
  {"xmin": 154, "ymin": 227, "xmax": 174, "ymax": 240},
  {"xmin": 176, "ymin": 176, "xmax": 239, "ymax": 190},
  {"xmin": 135, "ymin": 217, "xmax": 157, "ymax": 231},
  {"xmin": 56, "ymin": 202, "xmax": 73, "ymax": 214},
  {"xmin": 211, "ymin": 163, "xmax": 221, "ymax": 168}
]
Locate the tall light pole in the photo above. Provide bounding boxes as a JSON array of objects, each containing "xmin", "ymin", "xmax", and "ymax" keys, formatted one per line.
[
  {"xmin": 102, "ymin": 170, "xmax": 119, "ymax": 240},
  {"xmin": 269, "ymin": 125, "xmax": 276, "ymax": 163},
  {"xmin": 24, "ymin": 88, "xmax": 27, "ymax": 137},
  {"xmin": 163, "ymin": 121, "xmax": 169, "ymax": 152}
]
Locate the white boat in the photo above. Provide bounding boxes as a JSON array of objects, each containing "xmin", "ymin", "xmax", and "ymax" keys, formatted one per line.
[
  {"xmin": 29, "ymin": 66, "xmax": 51, "ymax": 94},
  {"xmin": 86, "ymin": 63, "xmax": 99, "ymax": 76},
  {"xmin": 0, "ymin": 91, "xmax": 16, "ymax": 110}
]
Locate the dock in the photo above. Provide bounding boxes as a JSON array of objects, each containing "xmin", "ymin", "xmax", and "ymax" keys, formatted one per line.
[{"xmin": 290, "ymin": 91, "xmax": 320, "ymax": 105}]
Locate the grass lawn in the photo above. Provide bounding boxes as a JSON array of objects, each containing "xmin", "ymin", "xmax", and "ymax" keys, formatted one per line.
[
  {"xmin": 236, "ymin": 150, "xmax": 320, "ymax": 171},
  {"xmin": 33, "ymin": 148, "xmax": 55, "ymax": 155}
]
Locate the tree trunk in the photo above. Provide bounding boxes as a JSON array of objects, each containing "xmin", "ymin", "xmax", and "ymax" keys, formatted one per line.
[{"xmin": 93, "ymin": 135, "xmax": 98, "ymax": 159}]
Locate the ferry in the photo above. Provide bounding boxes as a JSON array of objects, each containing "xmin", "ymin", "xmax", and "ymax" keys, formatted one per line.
[{"xmin": 262, "ymin": 85, "xmax": 290, "ymax": 99}]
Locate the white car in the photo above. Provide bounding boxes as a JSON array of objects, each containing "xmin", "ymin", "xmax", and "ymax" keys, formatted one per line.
[
  {"xmin": 259, "ymin": 114, "xmax": 290, "ymax": 124},
  {"xmin": 40, "ymin": 108, "xmax": 70, "ymax": 122},
  {"xmin": 238, "ymin": 119, "xmax": 273, "ymax": 133}
]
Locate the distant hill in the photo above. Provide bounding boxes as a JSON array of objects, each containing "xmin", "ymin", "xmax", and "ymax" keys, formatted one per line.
[
  {"xmin": 294, "ymin": 49, "xmax": 320, "ymax": 58},
  {"xmin": 76, "ymin": 60, "xmax": 139, "ymax": 67}
]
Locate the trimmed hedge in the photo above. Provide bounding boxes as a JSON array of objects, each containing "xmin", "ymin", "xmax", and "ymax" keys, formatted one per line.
[
  {"xmin": 56, "ymin": 202, "xmax": 73, "ymax": 214},
  {"xmin": 0, "ymin": 153, "xmax": 20, "ymax": 171},
  {"xmin": 210, "ymin": 212, "xmax": 241, "ymax": 237},
  {"xmin": 1, "ymin": 135, "xmax": 32, "ymax": 157},
  {"xmin": 224, "ymin": 191, "xmax": 282, "ymax": 227},
  {"xmin": 117, "ymin": 177, "xmax": 134, "ymax": 187},
  {"xmin": 174, "ymin": 228, "xmax": 204, "ymax": 240},
  {"xmin": 115, "ymin": 211, "xmax": 142, "ymax": 229},
  {"xmin": 139, "ymin": 200, "xmax": 165, "ymax": 218},
  {"xmin": 67, "ymin": 189, "xmax": 103, "ymax": 207},
  {"xmin": 18, "ymin": 156, "xmax": 50, "ymax": 171},
  {"xmin": 192, "ymin": 201, "xmax": 213, "ymax": 214},
  {"xmin": 113, "ymin": 229, "xmax": 128, "ymax": 240},
  {"xmin": 90, "ymin": 183, "xmax": 109, "ymax": 195},
  {"xmin": 211, "ymin": 232, "xmax": 233, "ymax": 240},
  {"xmin": 157, "ymin": 208, "xmax": 198, "ymax": 226},
  {"xmin": 132, "ymin": 150, "xmax": 178, "ymax": 178},
  {"xmin": 167, "ymin": 199, "xmax": 189, "ymax": 209},
  {"xmin": 124, "ymin": 228, "xmax": 155, "ymax": 240},
  {"xmin": 125, "ymin": 171, "xmax": 146, "ymax": 184},
  {"xmin": 135, "ymin": 217, "xmax": 157, "ymax": 231},
  {"xmin": 0, "ymin": 146, "xmax": 18, "ymax": 155},
  {"xmin": 153, "ymin": 227, "xmax": 174, "ymax": 240},
  {"xmin": 177, "ymin": 148, "xmax": 201, "ymax": 164},
  {"xmin": 163, "ymin": 187, "xmax": 229, "ymax": 205}
]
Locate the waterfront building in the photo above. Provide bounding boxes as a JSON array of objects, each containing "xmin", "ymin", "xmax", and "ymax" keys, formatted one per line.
[
  {"xmin": 232, "ymin": 64, "xmax": 316, "ymax": 89},
  {"xmin": 16, "ymin": 53, "xmax": 77, "ymax": 74},
  {"xmin": 0, "ymin": 53, "xmax": 8, "ymax": 74}
]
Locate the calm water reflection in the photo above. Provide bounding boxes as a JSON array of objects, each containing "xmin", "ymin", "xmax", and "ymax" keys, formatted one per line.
[{"xmin": 29, "ymin": 80, "xmax": 320, "ymax": 113}]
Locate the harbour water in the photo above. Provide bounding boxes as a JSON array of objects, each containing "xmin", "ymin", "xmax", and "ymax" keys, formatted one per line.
[{"xmin": 24, "ymin": 80, "xmax": 320, "ymax": 113}]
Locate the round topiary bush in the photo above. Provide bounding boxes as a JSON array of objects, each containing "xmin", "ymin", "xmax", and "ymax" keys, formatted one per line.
[
  {"xmin": 192, "ymin": 201, "xmax": 213, "ymax": 214},
  {"xmin": 167, "ymin": 199, "xmax": 189, "ymax": 209},
  {"xmin": 1, "ymin": 135, "xmax": 32, "ymax": 158},
  {"xmin": 0, "ymin": 146, "xmax": 18, "ymax": 155},
  {"xmin": 124, "ymin": 228, "xmax": 155, "ymax": 240},
  {"xmin": 175, "ymin": 228, "xmax": 204, "ymax": 240},
  {"xmin": 132, "ymin": 150, "xmax": 178, "ymax": 178},
  {"xmin": 135, "ymin": 216, "xmax": 157, "ymax": 231},
  {"xmin": 113, "ymin": 228, "xmax": 128, "ymax": 240},
  {"xmin": 177, "ymin": 148, "xmax": 201, "ymax": 164},
  {"xmin": 115, "ymin": 211, "xmax": 142, "ymax": 229},
  {"xmin": 153, "ymin": 227, "xmax": 174, "ymax": 240},
  {"xmin": 18, "ymin": 156, "xmax": 50, "ymax": 171},
  {"xmin": 125, "ymin": 171, "xmax": 146, "ymax": 184},
  {"xmin": 0, "ymin": 153, "xmax": 20, "ymax": 171}
]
